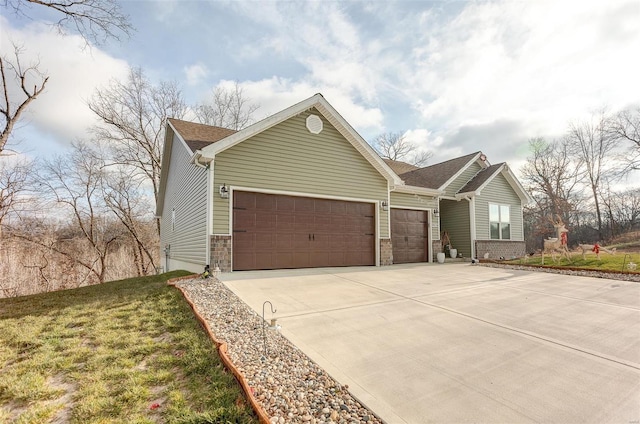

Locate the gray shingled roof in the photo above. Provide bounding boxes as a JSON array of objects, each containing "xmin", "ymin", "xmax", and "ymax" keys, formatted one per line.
[
  {"xmin": 399, "ymin": 151, "xmax": 481, "ymax": 189},
  {"xmin": 383, "ymin": 159, "xmax": 419, "ymax": 175},
  {"xmin": 458, "ymin": 163, "xmax": 504, "ymax": 193},
  {"xmin": 168, "ymin": 118, "xmax": 237, "ymax": 153}
]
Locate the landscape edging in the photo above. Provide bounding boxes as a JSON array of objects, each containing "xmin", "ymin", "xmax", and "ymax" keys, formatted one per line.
[{"xmin": 168, "ymin": 275, "xmax": 271, "ymax": 424}]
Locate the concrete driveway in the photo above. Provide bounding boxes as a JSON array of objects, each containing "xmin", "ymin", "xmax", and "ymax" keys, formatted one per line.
[{"xmin": 221, "ymin": 263, "xmax": 640, "ymax": 423}]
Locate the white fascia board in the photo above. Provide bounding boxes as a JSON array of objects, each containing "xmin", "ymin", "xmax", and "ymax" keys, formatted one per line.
[
  {"xmin": 156, "ymin": 125, "xmax": 179, "ymax": 217},
  {"xmin": 392, "ymin": 184, "xmax": 442, "ymax": 197},
  {"xmin": 454, "ymin": 164, "xmax": 533, "ymax": 204},
  {"xmin": 455, "ymin": 163, "xmax": 505, "ymax": 199},
  {"xmin": 313, "ymin": 101, "xmax": 403, "ymax": 187},
  {"xmin": 190, "ymin": 150, "xmax": 214, "ymax": 167},
  {"xmin": 168, "ymin": 120, "xmax": 196, "ymax": 153},
  {"xmin": 437, "ymin": 152, "xmax": 483, "ymax": 191},
  {"xmin": 502, "ymin": 165, "xmax": 534, "ymax": 204},
  {"xmin": 197, "ymin": 93, "xmax": 403, "ymax": 187}
]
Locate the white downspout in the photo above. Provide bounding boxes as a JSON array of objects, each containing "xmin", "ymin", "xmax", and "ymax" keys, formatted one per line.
[
  {"xmin": 206, "ymin": 161, "xmax": 214, "ymax": 268},
  {"xmin": 469, "ymin": 196, "xmax": 476, "ymax": 259},
  {"xmin": 193, "ymin": 152, "xmax": 213, "ymax": 269}
]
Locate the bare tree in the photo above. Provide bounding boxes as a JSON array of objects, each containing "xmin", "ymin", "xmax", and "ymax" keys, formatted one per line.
[
  {"xmin": 567, "ymin": 112, "xmax": 619, "ymax": 240},
  {"xmin": 2, "ymin": 0, "xmax": 132, "ymax": 45},
  {"xmin": 194, "ymin": 81, "xmax": 259, "ymax": 130},
  {"xmin": 0, "ymin": 44, "xmax": 49, "ymax": 155},
  {"xmin": 521, "ymin": 137, "xmax": 584, "ymax": 221},
  {"xmin": 0, "ymin": 158, "xmax": 32, "ymax": 236},
  {"xmin": 26, "ymin": 142, "xmax": 122, "ymax": 284},
  {"xmin": 88, "ymin": 67, "xmax": 187, "ymax": 213},
  {"xmin": 101, "ymin": 165, "xmax": 158, "ymax": 276},
  {"xmin": 614, "ymin": 188, "xmax": 640, "ymax": 233},
  {"xmin": 520, "ymin": 137, "xmax": 588, "ymax": 250},
  {"xmin": 608, "ymin": 107, "xmax": 640, "ymax": 173},
  {"xmin": 372, "ymin": 132, "xmax": 432, "ymax": 167}
]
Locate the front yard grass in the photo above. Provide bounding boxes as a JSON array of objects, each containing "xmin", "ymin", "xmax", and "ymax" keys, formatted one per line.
[
  {"xmin": 506, "ymin": 251, "xmax": 640, "ymax": 273},
  {"xmin": 0, "ymin": 271, "xmax": 258, "ymax": 424}
]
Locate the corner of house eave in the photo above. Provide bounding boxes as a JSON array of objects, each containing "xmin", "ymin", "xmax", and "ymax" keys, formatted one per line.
[
  {"xmin": 190, "ymin": 150, "xmax": 203, "ymax": 165},
  {"xmin": 455, "ymin": 191, "xmax": 476, "ymax": 200},
  {"xmin": 393, "ymin": 184, "xmax": 442, "ymax": 197},
  {"xmin": 501, "ymin": 166, "xmax": 532, "ymax": 204}
]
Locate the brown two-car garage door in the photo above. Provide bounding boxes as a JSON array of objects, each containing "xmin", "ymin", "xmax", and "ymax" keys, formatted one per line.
[
  {"xmin": 391, "ymin": 209, "xmax": 429, "ymax": 263},
  {"xmin": 233, "ymin": 191, "xmax": 375, "ymax": 271}
]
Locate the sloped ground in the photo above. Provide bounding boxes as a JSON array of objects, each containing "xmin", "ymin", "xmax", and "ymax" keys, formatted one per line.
[{"xmin": 0, "ymin": 271, "xmax": 257, "ymax": 424}]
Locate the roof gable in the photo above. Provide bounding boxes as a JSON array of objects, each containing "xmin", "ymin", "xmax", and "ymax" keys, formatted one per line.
[
  {"xmin": 457, "ymin": 162, "xmax": 532, "ymax": 203},
  {"xmin": 195, "ymin": 93, "xmax": 403, "ymax": 187},
  {"xmin": 458, "ymin": 163, "xmax": 504, "ymax": 193},
  {"xmin": 399, "ymin": 152, "xmax": 481, "ymax": 190}
]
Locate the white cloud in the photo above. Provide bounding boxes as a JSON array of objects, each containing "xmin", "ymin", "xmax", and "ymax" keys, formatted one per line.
[
  {"xmin": 408, "ymin": 0, "xmax": 640, "ymax": 134},
  {"xmin": 227, "ymin": 2, "xmax": 391, "ymax": 105},
  {"xmin": 184, "ymin": 63, "xmax": 208, "ymax": 86},
  {"xmin": 230, "ymin": 77, "xmax": 384, "ymax": 132},
  {"xmin": 0, "ymin": 16, "xmax": 129, "ymax": 146}
]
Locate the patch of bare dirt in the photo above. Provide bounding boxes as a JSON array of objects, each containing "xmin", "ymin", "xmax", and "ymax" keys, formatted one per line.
[{"xmin": 47, "ymin": 374, "xmax": 76, "ymax": 424}]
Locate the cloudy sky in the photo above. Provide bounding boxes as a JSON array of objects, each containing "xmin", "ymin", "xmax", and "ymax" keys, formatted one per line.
[{"xmin": 2, "ymin": 0, "xmax": 639, "ymax": 177}]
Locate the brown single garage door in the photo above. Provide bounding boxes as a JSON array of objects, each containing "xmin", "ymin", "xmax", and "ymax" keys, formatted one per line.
[
  {"xmin": 233, "ymin": 191, "xmax": 375, "ymax": 271},
  {"xmin": 391, "ymin": 209, "xmax": 428, "ymax": 263}
]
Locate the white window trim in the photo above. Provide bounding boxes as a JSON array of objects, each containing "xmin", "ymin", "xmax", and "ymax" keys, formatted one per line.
[{"xmin": 489, "ymin": 203, "xmax": 511, "ymax": 240}]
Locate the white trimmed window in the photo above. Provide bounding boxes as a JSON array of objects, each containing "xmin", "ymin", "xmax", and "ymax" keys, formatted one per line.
[{"xmin": 489, "ymin": 204, "xmax": 510, "ymax": 240}]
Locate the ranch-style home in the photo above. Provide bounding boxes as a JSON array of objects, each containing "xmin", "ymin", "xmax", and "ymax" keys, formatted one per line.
[{"xmin": 156, "ymin": 94, "xmax": 531, "ymax": 273}]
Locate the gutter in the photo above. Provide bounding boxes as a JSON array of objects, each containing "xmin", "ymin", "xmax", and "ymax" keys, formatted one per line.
[
  {"xmin": 392, "ymin": 184, "xmax": 443, "ymax": 197},
  {"xmin": 191, "ymin": 150, "xmax": 213, "ymax": 168}
]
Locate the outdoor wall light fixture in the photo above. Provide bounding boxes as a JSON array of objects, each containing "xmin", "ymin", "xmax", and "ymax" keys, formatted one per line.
[
  {"xmin": 219, "ymin": 183, "xmax": 229, "ymax": 198},
  {"xmin": 381, "ymin": 200, "xmax": 389, "ymax": 211},
  {"xmin": 433, "ymin": 208, "xmax": 439, "ymax": 217}
]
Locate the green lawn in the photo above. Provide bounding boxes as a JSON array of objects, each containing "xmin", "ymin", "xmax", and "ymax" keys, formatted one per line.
[
  {"xmin": 0, "ymin": 271, "xmax": 258, "ymax": 424},
  {"xmin": 506, "ymin": 251, "xmax": 640, "ymax": 273}
]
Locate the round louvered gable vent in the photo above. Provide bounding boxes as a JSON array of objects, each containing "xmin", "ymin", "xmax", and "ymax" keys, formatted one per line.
[{"xmin": 306, "ymin": 114, "xmax": 323, "ymax": 134}]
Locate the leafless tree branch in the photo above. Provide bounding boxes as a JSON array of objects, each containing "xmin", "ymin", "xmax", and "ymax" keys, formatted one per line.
[
  {"xmin": 88, "ymin": 67, "xmax": 187, "ymax": 223},
  {"xmin": 372, "ymin": 131, "xmax": 432, "ymax": 167},
  {"xmin": 194, "ymin": 81, "xmax": 259, "ymax": 130},
  {"xmin": 0, "ymin": 44, "xmax": 49, "ymax": 155},
  {"xmin": 3, "ymin": 0, "xmax": 133, "ymax": 46}
]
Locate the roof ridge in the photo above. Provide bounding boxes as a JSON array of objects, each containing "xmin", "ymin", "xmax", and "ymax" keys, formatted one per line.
[
  {"xmin": 422, "ymin": 151, "xmax": 481, "ymax": 169},
  {"xmin": 168, "ymin": 117, "xmax": 235, "ymax": 132}
]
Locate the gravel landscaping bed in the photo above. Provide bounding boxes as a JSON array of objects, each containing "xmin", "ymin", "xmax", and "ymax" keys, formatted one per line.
[
  {"xmin": 175, "ymin": 277, "xmax": 382, "ymax": 424},
  {"xmin": 479, "ymin": 262, "xmax": 640, "ymax": 282}
]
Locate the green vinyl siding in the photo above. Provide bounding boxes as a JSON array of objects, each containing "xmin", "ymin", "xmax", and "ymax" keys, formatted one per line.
[
  {"xmin": 390, "ymin": 191, "xmax": 439, "ymax": 240},
  {"xmin": 475, "ymin": 173, "xmax": 524, "ymax": 241},
  {"xmin": 159, "ymin": 133, "xmax": 208, "ymax": 267},
  {"xmin": 440, "ymin": 199, "xmax": 471, "ymax": 257},
  {"xmin": 213, "ymin": 109, "xmax": 389, "ymax": 236},
  {"xmin": 443, "ymin": 162, "xmax": 482, "ymax": 197}
]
